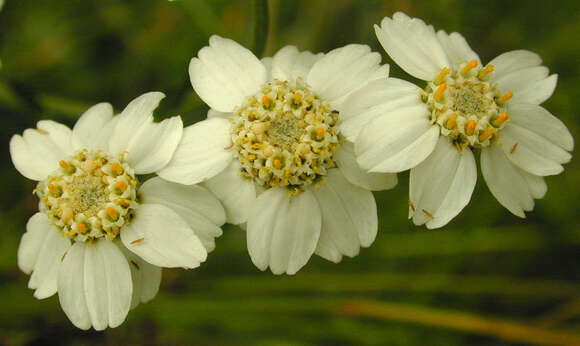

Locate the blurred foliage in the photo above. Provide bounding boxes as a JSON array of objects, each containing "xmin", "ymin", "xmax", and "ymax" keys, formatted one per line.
[{"xmin": 0, "ymin": 0, "xmax": 579, "ymax": 345}]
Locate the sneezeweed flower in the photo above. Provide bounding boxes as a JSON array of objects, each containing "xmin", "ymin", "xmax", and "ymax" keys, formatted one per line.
[
  {"xmin": 159, "ymin": 36, "xmax": 397, "ymax": 274},
  {"xmin": 347, "ymin": 12, "xmax": 573, "ymax": 228},
  {"xmin": 10, "ymin": 92, "xmax": 226, "ymax": 330}
]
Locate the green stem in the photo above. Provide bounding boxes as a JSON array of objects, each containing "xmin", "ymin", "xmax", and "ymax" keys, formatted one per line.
[{"xmin": 251, "ymin": 0, "xmax": 269, "ymax": 58}]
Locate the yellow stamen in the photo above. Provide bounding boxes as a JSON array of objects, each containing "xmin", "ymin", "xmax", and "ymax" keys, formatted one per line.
[
  {"xmin": 77, "ymin": 223, "xmax": 87, "ymax": 233},
  {"xmin": 48, "ymin": 183, "xmax": 57, "ymax": 193},
  {"xmin": 435, "ymin": 68, "xmax": 450, "ymax": 85},
  {"xmin": 273, "ymin": 158, "xmax": 282, "ymax": 169},
  {"xmin": 107, "ymin": 207, "xmax": 118, "ymax": 220},
  {"xmin": 462, "ymin": 60, "xmax": 478, "ymax": 75},
  {"xmin": 316, "ymin": 128, "xmax": 325, "ymax": 140},
  {"xmin": 496, "ymin": 92, "xmax": 513, "ymax": 104},
  {"xmin": 434, "ymin": 83, "xmax": 447, "ymax": 102},
  {"xmin": 59, "ymin": 160, "xmax": 69, "ymax": 169},
  {"xmin": 446, "ymin": 113, "xmax": 458, "ymax": 129},
  {"xmin": 466, "ymin": 120, "xmax": 477, "ymax": 135},
  {"xmin": 261, "ymin": 95, "xmax": 270, "ymax": 105},
  {"xmin": 111, "ymin": 162, "xmax": 123, "ymax": 175},
  {"xmin": 478, "ymin": 64, "xmax": 494, "ymax": 79},
  {"xmin": 422, "ymin": 209, "xmax": 434, "ymax": 219},
  {"xmin": 493, "ymin": 112, "xmax": 509, "ymax": 127},
  {"xmin": 116, "ymin": 181, "xmax": 127, "ymax": 192},
  {"xmin": 478, "ymin": 126, "xmax": 495, "ymax": 142}
]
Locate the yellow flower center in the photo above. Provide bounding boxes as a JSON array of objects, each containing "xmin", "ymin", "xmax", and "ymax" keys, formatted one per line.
[
  {"xmin": 423, "ymin": 60, "xmax": 512, "ymax": 150},
  {"xmin": 36, "ymin": 150, "xmax": 138, "ymax": 242},
  {"xmin": 231, "ymin": 79, "xmax": 339, "ymax": 192}
]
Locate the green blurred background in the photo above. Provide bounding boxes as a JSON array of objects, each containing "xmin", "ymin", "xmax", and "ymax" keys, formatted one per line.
[{"xmin": 0, "ymin": 0, "xmax": 578, "ymax": 345}]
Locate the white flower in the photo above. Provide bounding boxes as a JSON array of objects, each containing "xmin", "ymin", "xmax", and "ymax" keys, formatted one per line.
[
  {"xmin": 345, "ymin": 12, "xmax": 574, "ymax": 229},
  {"xmin": 159, "ymin": 36, "xmax": 396, "ymax": 274},
  {"xmin": 10, "ymin": 92, "xmax": 226, "ymax": 330}
]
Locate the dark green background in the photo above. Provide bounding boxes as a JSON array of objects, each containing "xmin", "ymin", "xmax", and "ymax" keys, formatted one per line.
[{"xmin": 0, "ymin": 1, "xmax": 578, "ymax": 345}]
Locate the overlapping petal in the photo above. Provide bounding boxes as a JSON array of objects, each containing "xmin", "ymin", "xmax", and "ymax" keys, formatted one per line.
[
  {"xmin": 10, "ymin": 126, "xmax": 68, "ymax": 181},
  {"xmin": 203, "ymin": 160, "xmax": 256, "ymax": 225},
  {"xmin": 121, "ymin": 203, "xmax": 207, "ymax": 269},
  {"xmin": 489, "ymin": 50, "xmax": 542, "ymax": 79},
  {"xmin": 375, "ymin": 12, "xmax": 449, "ymax": 80},
  {"xmin": 272, "ymin": 45, "xmax": 323, "ymax": 83},
  {"xmin": 313, "ymin": 169, "xmax": 378, "ymax": 263},
  {"xmin": 307, "ymin": 44, "xmax": 388, "ymax": 106},
  {"xmin": 356, "ymin": 105, "xmax": 439, "ymax": 173},
  {"xmin": 139, "ymin": 177, "xmax": 225, "ymax": 252},
  {"xmin": 436, "ymin": 30, "xmax": 480, "ymax": 69},
  {"xmin": 247, "ymin": 188, "xmax": 322, "ymax": 275},
  {"xmin": 335, "ymin": 140, "xmax": 397, "ymax": 191},
  {"xmin": 189, "ymin": 35, "xmax": 267, "ymax": 112},
  {"xmin": 339, "ymin": 77, "xmax": 423, "ymax": 141},
  {"xmin": 158, "ymin": 118, "xmax": 234, "ymax": 185},
  {"xmin": 71, "ymin": 103, "xmax": 115, "ymax": 152},
  {"xmin": 58, "ymin": 241, "xmax": 132, "ymax": 331},
  {"xmin": 481, "ymin": 144, "xmax": 544, "ymax": 218},
  {"xmin": 108, "ymin": 92, "xmax": 165, "ymax": 158},
  {"xmin": 18, "ymin": 213, "xmax": 71, "ymax": 299},
  {"xmin": 409, "ymin": 138, "xmax": 477, "ymax": 229},
  {"xmin": 120, "ymin": 245, "xmax": 162, "ymax": 310}
]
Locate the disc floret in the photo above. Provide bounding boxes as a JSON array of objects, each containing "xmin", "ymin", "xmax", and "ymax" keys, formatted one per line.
[
  {"xmin": 231, "ymin": 79, "xmax": 339, "ymax": 191},
  {"xmin": 36, "ymin": 150, "xmax": 138, "ymax": 242},
  {"xmin": 422, "ymin": 60, "xmax": 512, "ymax": 150}
]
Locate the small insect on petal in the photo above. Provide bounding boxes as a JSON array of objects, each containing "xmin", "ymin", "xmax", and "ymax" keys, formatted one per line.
[
  {"xmin": 130, "ymin": 237, "xmax": 144, "ymax": 244},
  {"xmin": 408, "ymin": 200, "xmax": 416, "ymax": 212},
  {"xmin": 422, "ymin": 209, "xmax": 434, "ymax": 219},
  {"xmin": 510, "ymin": 143, "xmax": 519, "ymax": 154}
]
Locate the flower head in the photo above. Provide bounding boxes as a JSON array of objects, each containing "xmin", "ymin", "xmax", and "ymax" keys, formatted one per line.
[
  {"xmin": 159, "ymin": 36, "xmax": 397, "ymax": 274},
  {"xmin": 347, "ymin": 12, "xmax": 573, "ymax": 228},
  {"xmin": 10, "ymin": 92, "xmax": 225, "ymax": 330}
]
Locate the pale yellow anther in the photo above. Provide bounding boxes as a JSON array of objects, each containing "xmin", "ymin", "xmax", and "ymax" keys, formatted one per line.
[
  {"xmin": 466, "ymin": 120, "xmax": 477, "ymax": 135},
  {"xmin": 496, "ymin": 92, "xmax": 513, "ymax": 104},
  {"xmin": 446, "ymin": 113, "xmax": 458, "ymax": 129},
  {"xmin": 478, "ymin": 64, "xmax": 494, "ymax": 79},
  {"xmin": 293, "ymin": 92, "xmax": 303, "ymax": 104},
  {"xmin": 273, "ymin": 158, "xmax": 282, "ymax": 169},
  {"xmin": 61, "ymin": 207, "xmax": 73, "ymax": 223},
  {"xmin": 493, "ymin": 112, "xmax": 510, "ymax": 127},
  {"xmin": 478, "ymin": 126, "xmax": 495, "ymax": 141},
  {"xmin": 262, "ymin": 146, "xmax": 273, "ymax": 158},
  {"xmin": 297, "ymin": 143, "xmax": 310, "ymax": 156},
  {"xmin": 435, "ymin": 68, "xmax": 450, "ymax": 85},
  {"xmin": 251, "ymin": 122, "xmax": 268, "ymax": 135},
  {"xmin": 434, "ymin": 83, "xmax": 447, "ymax": 102},
  {"xmin": 462, "ymin": 60, "xmax": 478, "ymax": 75},
  {"xmin": 111, "ymin": 162, "xmax": 124, "ymax": 175},
  {"xmin": 116, "ymin": 181, "xmax": 127, "ymax": 192}
]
